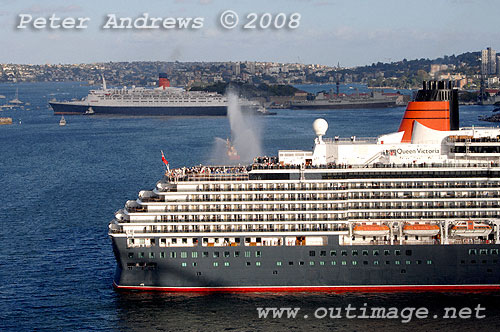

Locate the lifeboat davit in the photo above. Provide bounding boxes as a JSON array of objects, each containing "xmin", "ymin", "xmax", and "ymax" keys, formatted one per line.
[
  {"xmin": 353, "ymin": 224, "xmax": 390, "ymax": 237},
  {"xmin": 403, "ymin": 223, "xmax": 440, "ymax": 236},
  {"xmin": 450, "ymin": 221, "xmax": 492, "ymax": 237}
]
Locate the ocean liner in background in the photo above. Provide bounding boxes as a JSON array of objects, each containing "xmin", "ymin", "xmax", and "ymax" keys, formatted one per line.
[
  {"xmin": 110, "ymin": 81, "xmax": 500, "ymax": 292},
  {"xmin": 49, "ymin": 73, "xmax": 262, "ymax": 116}
]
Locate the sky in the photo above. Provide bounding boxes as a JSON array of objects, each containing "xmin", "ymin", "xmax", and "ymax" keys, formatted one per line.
[{"xmin": 1, "ymin": 0, "xmax": 499, "ymax": 67}]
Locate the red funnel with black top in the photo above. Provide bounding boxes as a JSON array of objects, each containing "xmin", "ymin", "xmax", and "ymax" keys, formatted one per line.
[{"xmin": 398, "ymin": 81, "xmax": 459, "ymax": 142}]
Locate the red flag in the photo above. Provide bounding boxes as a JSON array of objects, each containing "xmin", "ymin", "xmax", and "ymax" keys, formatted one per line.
[{"xmin": 161, "ymin": 150, "xmax": 168, "ymax": 166}]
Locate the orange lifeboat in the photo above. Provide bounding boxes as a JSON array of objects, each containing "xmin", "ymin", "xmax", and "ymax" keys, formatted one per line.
[
  {"xmin": 353, "ymin": 224, "xmax": 390, "ymax": 237},
  {"xmin": 403, "ymin": 223, "xmax": 440, "ymax": 236},
  {"xmin": 450, "ymin": 221, "xmax": 492, "ymax": 237}
]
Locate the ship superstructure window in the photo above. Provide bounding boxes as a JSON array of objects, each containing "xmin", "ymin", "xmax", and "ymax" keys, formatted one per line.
[
  {"xmin": 256, "ymin": 251, "xmax": 262, "ymax": 257},
  {"xmin": 192, "ymin": 252, "xmax": 198, "ymax": 258},
  {"xmin": 203, "ymin": 252, "xmax": 208, "ymax": 258},
  {"xmin": 128, "ymin": 253, "xmax": 134, "ymax": 258},
  {"xmin": 170, "ymin": 252, "xmax": 176, "ymax": 258},
  {"xmin": 469, "ymin": 249, "xmax": 477, "ymax": 255},
  {"xmin": 330, "ymin": 250, "xmax": 337, "ymax": 256},
  {"xmin": 309, "ymin": 251, "xmax": 315, "ymax": 257},
  {"xmin": 213, "ymin": 252, "xmax": 219, "ymax": 258}
]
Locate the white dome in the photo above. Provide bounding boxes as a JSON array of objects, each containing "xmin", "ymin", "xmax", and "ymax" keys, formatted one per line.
[{"xmin": 313, "ymin": 118, "xmax": 328, "ymax": 137}]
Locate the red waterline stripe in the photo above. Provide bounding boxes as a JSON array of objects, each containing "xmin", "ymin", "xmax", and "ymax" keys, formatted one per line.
[{"xmin": 113, "ymin": 281, "xmax": 500, "ymax": 293}]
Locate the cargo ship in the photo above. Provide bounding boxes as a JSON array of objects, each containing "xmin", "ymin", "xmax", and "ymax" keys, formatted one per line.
[
  {"xmin": 109, "ymin": 81, "xmax": 500, "ymax": 292},
  {"xmin": 49, "ymin": 74, "xmax": 262, "ymax": 116}
]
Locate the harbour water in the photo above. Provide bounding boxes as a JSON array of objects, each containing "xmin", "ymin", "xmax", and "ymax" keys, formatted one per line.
[{"xmin": 1, "ymin": 82, "xmax": 500, "ymax": 331}]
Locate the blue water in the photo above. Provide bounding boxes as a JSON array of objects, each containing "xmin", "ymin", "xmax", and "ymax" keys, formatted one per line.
[{"xmin": 1, "ymin": 82, "xmax": 499, "ymax": 331}]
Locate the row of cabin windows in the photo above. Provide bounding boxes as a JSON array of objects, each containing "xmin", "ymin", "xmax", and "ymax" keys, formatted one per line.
[
  {"xmin": 128, "ymin": 249, "xmax": 414, "ymax": 259},
  {"xmin": 468, "ymin": 249, "xmax": 499, "ymax": 255},
  {"xmin": 175, "ymin": 260, "xmax": 434, "ymax": 267},
  {"xmin": 129, "ymin": 250, "xmax": 262, "ymax": 259}
]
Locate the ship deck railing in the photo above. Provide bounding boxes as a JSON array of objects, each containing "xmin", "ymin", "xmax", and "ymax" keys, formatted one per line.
[{"xmin": 163, "ymin": 161, "xmax": 500, "ymax": 183}]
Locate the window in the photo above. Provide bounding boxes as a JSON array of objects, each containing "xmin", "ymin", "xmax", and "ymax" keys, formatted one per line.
[
  {"xmin": 299, "ymin": 261, "xmax": 305, "ymax": 266},
  {"xmin": 213, "ymin": 262, "xmax": 219, "ymax": 267},
  {"xmin": 192, "ymin": 262, "xmax": 197, "ymax": 267},
  {"xmin": 310, "ymin": 261, "xmax": 315, "ymax": 266},
  {"xmin": 224, "ymin": 262, "xmax": 230, "ymax": 267},
  {"xmin": 341, "ymin": 261, "xmax": 347, "ymax": 266},
  {"xmin": 341, "ymin": 250, "xmax": 347, "ymax": 256},
  {"xmin": 416, "ymin": 260, "xmax": 422, "ymax": 264},
  {"xmin": 192, "ymin": 252, "xmax": 198, "ymax": 258},
  {"xmin": 202, "ymin": 252, "xmax": 209, "ymax": 258},
  {"xmin": 180, "ymin": 252, "xmax": 187, "ymax": 258},
  {"xmin": 352, "ymin": 250, "xmax": 358, "ymax": 256},
  {"xmin": 352, "ymin": 261, "xmax": 357, "ymax": 266},
  {"xmin": 169, "ymin": 252, "xmax": 176, "ymax": 258},
  {"xmin": 234, "ymin": 251, "xmax": 240, "ymax": 257},
  {"xmin": 469, "ymin": 249, "xmax": 477, "ymax": 255},
  {"xmin": 196, "ymin": 272, "xmax": 202, "ymax": 276},
  {"xmin": 160, "ymin": 252, "xmax": 166, "ymax": 258},
  {"xmin": 373, "ymin": 250, "xmax": 379, "ymax": 256},
  {"xmin": 427, "ymin": 260, "xmax": 433, "ymax": 265},
  {"xmin": 395, "ymin": 260, "xmax": 400, "ymax": 265},
  {"xmin": 320, "ymin": 261, "xmax": 325, "ymax": 266},
  {"xmin": 149, "ymin": 252, "xmax": 155, "ymax": 259},
  {"xmin": 491, "ymin": 249, "xmax": 499, "ymax": 255},
  {"xmin": 395, "ymin": 250, "xmax": 401, "ymax": 256},
  {"xmin": 309, "ymin": 251, "xmax": 316, "ymax": 257},
  {"xmin": 331, "ymin": 261, "xmax": 337, "ymax": 266},
  {"xmin": 139, "ymin": 252, "xmax": 145, "ymax": 258},
  {"xmin": 384, "ymin": 250, "xmax": 390, "ymax": 256},
  {"xmin": 246, "ymin": 262, "xmax": 251, "ymax": 266},
  {"xmin": 213, "ymin": 252, "xmax": 219, "ymax": 258},
  {"xmin": 362, "ymin": 250, "xmax": 369, "ymax": 256},
  {"xmin": 406, "ymin": 261, "xmax": 411, "ymax": 265},
  {"xmin": 245, "ymin": 251, "xmax": 251, "ymax": 258},
  {"xmin": 320, "ymin": 251, "xmax": 326, "ymax": 257},
  {"xmin": 273, "ymin": 270, "xmax": 278, "ymax": 275},
  {"xmin": 128, "ymin": 253, "xmax": 134, "ymax": 259},
  {"xmin": 256, "ymin": 251, "xmax": 262, "ymax": 258},
  {"xmin": 385, "ymin": 261, "xmax": 390, "ymax": 265},
  {"xmin": 256, "ymin": 262, "xmax": 261, "ymax": 266},
  {"xmin": 289, "ymin": 261, "xmax": 294, "ymax": 265},
  {"xmin": 374, "ymin": 260, "xmax": 379, "ymax": 265},
  {"xmin": 480, "ymin": 249, "xmax": 488, "ymax": 255},
  {"xmin": 401, "ymin": 269, "xmax": 406, "ymax": 274},
  {"xmin": 363, "ymin": 261, "xmax": 368, "ymax": 265},
  {"xmin": 277, "ymin": 261, "xmax": 282, "ymax": 266},
  {"xmin": 405, "ymin": 250, "xmax": 412, "ymax": 256},
  {"xmin": 181, "ymin": 262, "xmax": 187, "ymax": 267},
  {"xmin": 330, "ymin": 250, "xmax": 337, "ymax": 256},
  {"xmin": 224, "ymin": 251, "xmax": 230, "ymax": 258}
]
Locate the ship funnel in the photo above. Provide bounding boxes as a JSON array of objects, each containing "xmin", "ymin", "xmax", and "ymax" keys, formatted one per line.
[
  {"xmin": 159, "ymin": 73, "xmax": 170, "ymax": 89},
  {"xmin": 398, "ymin": 80, "xmax": 459, "ymax": 142}
]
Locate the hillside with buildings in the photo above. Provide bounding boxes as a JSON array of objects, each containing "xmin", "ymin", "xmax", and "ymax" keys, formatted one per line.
[{"xmin": 1, "ymin": 48, "xmax": 498, "ymax": 96}]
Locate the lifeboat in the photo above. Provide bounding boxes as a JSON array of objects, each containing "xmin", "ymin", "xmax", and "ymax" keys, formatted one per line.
[
  {"xmin": 403, "ymin": 223, "xmax": 440, "ymax": 236},
  {"xmin": 450, "ymin": 221, "xmax": 492, "ymax": 237},
  {"xmin": 353, "ymin": 224, "xmax": 390, "ymax": 237}
]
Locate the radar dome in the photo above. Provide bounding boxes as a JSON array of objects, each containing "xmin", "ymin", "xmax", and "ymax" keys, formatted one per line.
[{"xmin": 313, "ymin": 118, "xmax": 328, "ymax": 137}]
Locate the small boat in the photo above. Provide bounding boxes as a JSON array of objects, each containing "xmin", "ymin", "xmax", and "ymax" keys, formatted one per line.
[
  {"xmin": 226, "ymin": 138, "xmax": 240, "ymax": 160},
  {"xmin": 85, "ymin": 107, "xmax": 95, "ymax": 115},
  {"xmin": 59, "ymin": 115, "xmax": 67, "ymax": 126},
  {"xmin": 450, "ymin": 220, "xmax": 492, "ymax": 237},
  {"xmin": 403, "ymin": 223, "xmax": 440, "ymax": 236},
  {"xmin": 353, "ymin": 224, "xmax": 390, "ymax": 237},
  {"xmin": 9, "ymin": 88, "xmax": 23, "ymax": 105}
]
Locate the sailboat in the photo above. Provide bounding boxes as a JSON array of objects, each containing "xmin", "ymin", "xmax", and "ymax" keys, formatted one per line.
[
  {"xmin": 9, "ymin": 88, "xmax": 23, "ymax": 105},
  {"xmin": 59, "ymin": 115, "xmax": 67, "ymax": 126}
]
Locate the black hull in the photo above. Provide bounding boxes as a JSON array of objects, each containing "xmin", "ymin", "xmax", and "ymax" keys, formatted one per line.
[
  {"xmin": 50, "ymin": 102, "xmax": 231, "ymax": 116},
  {"xmin": 111, "ymin": 235, "xmax": 500, "ymax": 291}
]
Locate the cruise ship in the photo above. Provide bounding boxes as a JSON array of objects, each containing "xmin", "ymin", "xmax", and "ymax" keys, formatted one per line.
[
  {"xmin": 49, "ymin": 74, "xmax": 261, "ymax": 116},
  {"xmin": 109, "ymin": 81, "xmax": 500, "ymax": 292}
]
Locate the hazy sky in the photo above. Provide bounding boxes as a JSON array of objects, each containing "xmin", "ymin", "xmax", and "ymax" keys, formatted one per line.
[{"xmin": 1, "ymin": 0, "xmax": 499, "ymax": 67}]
